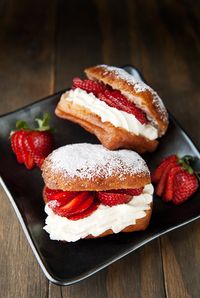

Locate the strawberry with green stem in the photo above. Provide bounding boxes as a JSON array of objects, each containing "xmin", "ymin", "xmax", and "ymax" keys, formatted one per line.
[
  {"xmin": 152, "ymin": 154, "xmax": 199, "ymax": 205},
  {"xmin": 10, "ymin": 113, "xmax": 54, "ymax": 169}
]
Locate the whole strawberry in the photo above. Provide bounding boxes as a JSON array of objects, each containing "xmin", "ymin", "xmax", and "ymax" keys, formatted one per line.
[
  {"xmin": 10, "ymin": 113, "xmax": 54, "ymax": 169},
  {"xmin": 152, "ymin": 154, "xmax": 199, "ymax": 205},
  {"xmin": 173, "ymin": 170, "xmax": 198, "ymax": 205}
]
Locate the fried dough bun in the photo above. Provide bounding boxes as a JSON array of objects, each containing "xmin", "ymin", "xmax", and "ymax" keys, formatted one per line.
[{"xmin": 55, "ymin": 65, "xmax": 168, "ymax": 153}]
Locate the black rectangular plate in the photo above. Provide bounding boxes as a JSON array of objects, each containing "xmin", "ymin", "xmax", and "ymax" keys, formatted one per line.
[{"xmin": 0, "ymin": 66, "xmax": 199, "ymax": 286}]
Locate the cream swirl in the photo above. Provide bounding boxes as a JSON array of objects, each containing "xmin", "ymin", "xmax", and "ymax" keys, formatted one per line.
[
  {"xmin": 43, "ymin": 184, "xmax": 153, "ymax": 242},
  {"xmin": 65, "ymin": 88, "xmax": 158, "ymax": 140}
]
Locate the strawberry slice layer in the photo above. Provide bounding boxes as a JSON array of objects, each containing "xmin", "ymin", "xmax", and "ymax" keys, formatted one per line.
[
  {"xmin": 44, "ymin": 187, "xmax": 78, "ymax": 206},
  {"xmin": 45, "ymin": 188, "xmax": 97, "ymax": 220},
  {"xmin": 72, "ymin": 78, "xmax": 148, "ymax": 124},
  {"xmin": 163, "ymin": 166, "xmax": 182, "ymax": 202},
  {"xmin": 155, "ymin": 161, "xmax": 177, "ymax": 197},
  {"xmin": 98, "ymin": 90, "xmax": 148, "ymax": 124},
  {"xmin": 11, "ymin": 130, "xmax": 27, "ymax": 164},
  {"xmin": 45, "ymin": 187, "xmax": 145, "ymax": 219},
  {"xmin": 68, "ymin": 202, "xmax": 99, "ymax": 221},
  {"xmin": 72, "ymin": 77, "xmax": 106, "ymax": 95},
  {"xmin": 97, "ymin": 187, "xmax": 144, "ymax": 207},
  {"xmin": 151, "ymin": 155, "xmax": 177, "ymax": 183}
]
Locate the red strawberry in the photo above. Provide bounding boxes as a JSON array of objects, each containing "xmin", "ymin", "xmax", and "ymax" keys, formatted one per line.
[
  {"xmin": 97, "ymin": 191, "xmax": 132, "ymax": 207},
  {"xmin": 72, "ymin": 78, "xmax": 106, "ymax": 95},
  {"xmin": 44, "ymin": 187, "xmax": 78, "ymax": 206},
  {"xmin": 10, "ymin": 113, "xmax": 54, "ymax": 169},
  {"xmin": 68, "ymin": 202, "xmax": 99, "ymax": 221},
  {"xmin": 53, "ymin": 191, "xmax": 92, "ymax": 217},
  {"xmin": 151, "ymin": 155, "xmax": 177, "ymax": 183},
  {"xmin": 27, "ymin": 131, "xmax": 54, "ymax": 167},
  {"xmin": 72, "ymin": 77, "xmax": 148, "ymax": 124},
  {"xmin": 11, "ymin": 130, "xmax": 34, "ymax": 169},
  {"xmin": 152, "ymin": 154, "xmax": 199, "ymax": 205},
  {"xmin": 11, "ymin": 130, "xmax": 27, "ymax": 164},
  {"xmin": 155, "ymin": 161, "xmax": 177, "ymax": 197},
  {"xmin": 20, "ymin": 132, "xmax": 35, "ymax": 169},
  {"xmin": 98, "ymin": 89, "xmax": 148, "ymax": 124},
  {"xmin": 70, "ymin": 193, "xmax": 94, "ymax": 215},
  {"xmin": 122, "ymin": 188, "xmax": 144, "ymax": 196},
  {"xmin": 163, "ymin": 166, "xmax": 182, "ymax": 202},
  {"xmin": 173, "ymin": 170, "xmax": 198, "ymax": 205},
  {"xmin": 46, "ymin": 188, "xmax": 98, "ymax": 220}
]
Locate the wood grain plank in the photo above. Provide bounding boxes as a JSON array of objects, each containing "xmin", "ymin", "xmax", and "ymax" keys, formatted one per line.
[
  {"xmin": 49, "ymin": 282, "xmax": 62, "ymax": 298},
  {"xmin": 55, "ymin": 0, "xmax": 102, "ymax": 90},
  {"xmin": 162, "ymin": 221, "xmax": 200, "ymax": 297},
  {"xmin": 106, "ymin": 242, "xmax": 165, "ymax": 298},
  {"xmin": 95, "ymin": 0, "xmax": 131, "ymax": 66},
  {"xmin": 0, "ymin": 0, "xmax": 55, "ymax": 297},
  {"xmin": 0, "ymin": 0, "xmax": 55, "ymax": 115},
  {"xmin": 60, "ymin": 271, "xmax": 107, "ymax": 298}
]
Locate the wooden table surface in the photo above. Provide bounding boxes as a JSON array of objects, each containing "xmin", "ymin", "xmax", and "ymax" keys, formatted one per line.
[{"xmin": 0, "ymin": 1, "xmax": 200, "ymax": 297}]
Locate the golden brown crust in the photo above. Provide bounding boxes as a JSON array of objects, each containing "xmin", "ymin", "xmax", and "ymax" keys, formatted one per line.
[
  {"xmin": 42, "ymin": 141, "xmax": 151, "ymax": 192},
  {"xmin": 85, "ymin": 65, "xmax": 168, "ymax": 136},
  {"xmin": 42, "ymin": 159, "xmax": 150, "ymax": 192},
  {"xmin": 43, "ymin": 189, "xmax": 152, "ymax": 238},
  {"xmin": 55, "ymin": 94, "xmax": 158, "ymax": 154}
]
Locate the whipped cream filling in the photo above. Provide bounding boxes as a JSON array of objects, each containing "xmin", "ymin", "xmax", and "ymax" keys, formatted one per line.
[
  {"xmin": 44, "ymin": 184, "xmax": 154, "ymax": 242},
  {"xmin": 65, "ymin": 88, "xmax": 158, "ymax": 140}
]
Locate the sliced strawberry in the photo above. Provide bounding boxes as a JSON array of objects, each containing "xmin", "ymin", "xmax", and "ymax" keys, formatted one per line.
[
  {"xmin": 10, "ymin": 113, "xmax": 54, "ymax": 170},
  {"xmin": 72, "ymin": 77, "xmax": 148, "ymax": 125},
  {"xmin": 151, "ymin": 155, "xmax": 178, "ymax": 183},
  {"xmin": 14, "ymin": 130, "xmax": 34, "ymax": 169},
  {"xmin": 68, "ymin": 202, "xmax": 99, "ymax": 221},
  {"xmin": 45, "ymin": 187, "xmax": 78, "ymax": 206},
  {"xmin": 98, "ymin": 92, "xmax": 117, "ymax": 108},
  {"xmin": 122, "ymin": 187, "xmax": 144, "ymax": 196},
  {"xmin": 46, "ymin": 189, "xmax": 97, "ymax": 220},
  {"xmin": 72, "ymin": 78, "xmax": 106, "ymax": 95},
  {"xmin": 173, "ymin": 170, "xmax": 199, "ymax": 205},
  {"xmin": 97, "ymin": 191, "xmax": 132, "ymax": 207},
  {"xmin": 69, "ymin": 193, "xmax": 94, "ymax": 215},
  {"xmin": 163, "ymin": 166, "xmax": 182, "ymax": 202},
  {"xmin": 98, "ymin": 89, "xmax": 148, "ymax": 124},
  {"xmin": 11, "ymin": 131, "xmax": 26, "ymax": 163},
  {"xmin": 11, "ymin": 131, "xmax": 18, "ymax": 153},
  {"xmin": 155, "ymin": 161, "xmax": 177, "ymax": 197},
  {"xmin": 55, "ymin": 191, "xmax": 90, "ymax": 217}
]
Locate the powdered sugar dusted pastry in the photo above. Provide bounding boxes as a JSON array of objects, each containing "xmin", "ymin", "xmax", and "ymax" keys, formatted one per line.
[
  {"xmin": 42, "ymin": 143, "xmax": 154, "ymax": 242},
  {"xmin": 55, "ymin": 65, "xmax": 168, "ymax": 153}
]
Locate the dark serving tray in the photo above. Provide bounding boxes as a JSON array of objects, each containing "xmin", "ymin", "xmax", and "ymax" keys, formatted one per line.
[{"xmin": 0, "ymin": 66, "xmax": 199, "ymax": 286}]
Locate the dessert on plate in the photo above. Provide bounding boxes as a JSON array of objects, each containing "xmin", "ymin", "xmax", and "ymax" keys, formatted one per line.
[
  {"xmin": 41, "ymin": 143, "xmax": 154, "ymax": 242},
  {"xmin": 55, "ymin": 65, "xmax": 168, "ymax": 153}
]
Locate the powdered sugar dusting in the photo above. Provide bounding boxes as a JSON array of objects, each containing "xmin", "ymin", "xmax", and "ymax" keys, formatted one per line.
[
  {"xmin": 48, "ymin": 143, "xmax": 149, "ymax": 180},
  {"xmin": 99, "ymin": 65, "xmax": 167, "ymax": 120}
]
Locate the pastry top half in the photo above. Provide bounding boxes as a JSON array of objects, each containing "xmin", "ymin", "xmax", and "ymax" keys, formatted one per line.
[
  {"xmin": 85, "ymin": 65, "xmax": 168, "ymax": 136},
  {"xmin": 42, "ymin": 143, "xmax": 150, "ymax": 191}
]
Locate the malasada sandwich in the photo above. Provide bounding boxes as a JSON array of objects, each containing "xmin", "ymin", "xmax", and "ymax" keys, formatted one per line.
[
  {"xmin": 42, "ymin": 143, "xmax": 154, "ymax": 242},
  {"xmin": 55, "ymin": 65, "xmax": 168, "ymax": 153}
]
